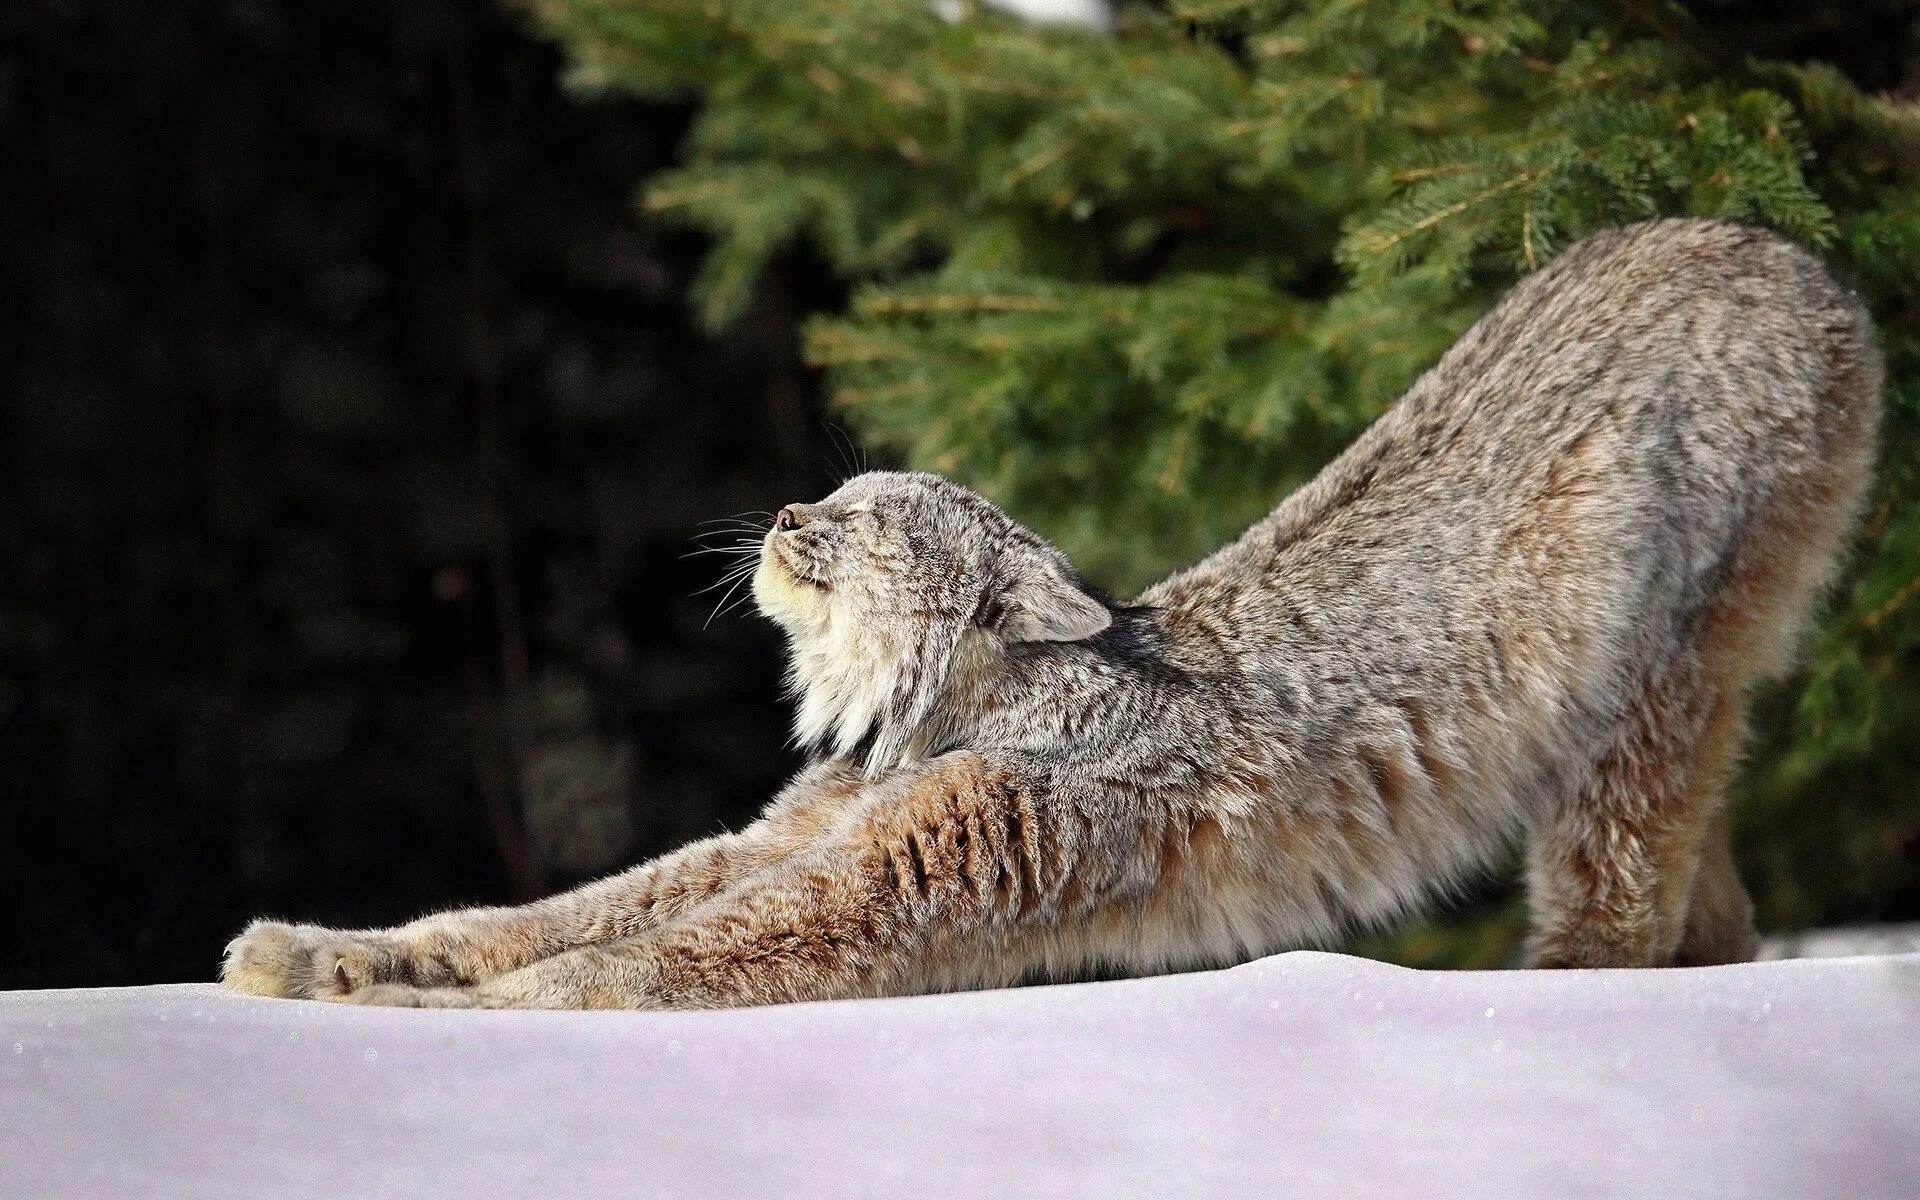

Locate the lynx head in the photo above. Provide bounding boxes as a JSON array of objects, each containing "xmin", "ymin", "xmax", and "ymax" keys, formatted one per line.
[{"xmin": 751, "ymin": 470, "xmax": 1111, "ymax": 774}]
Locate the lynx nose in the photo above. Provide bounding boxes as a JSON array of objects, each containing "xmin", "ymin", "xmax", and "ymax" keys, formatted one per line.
[{"xmin": 775, "ymin": 506, "xmax": 805, "ymax": 532}]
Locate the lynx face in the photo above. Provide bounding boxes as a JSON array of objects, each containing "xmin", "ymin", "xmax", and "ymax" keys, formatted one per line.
[{"xmin": 753, "ymin": 470, "xmax": 1110, "ymax": 772}]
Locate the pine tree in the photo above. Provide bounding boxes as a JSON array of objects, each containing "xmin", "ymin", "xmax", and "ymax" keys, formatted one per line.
[{"xmin": 520, "ymin": 0, "xmax": 1920, "ymax": 962}]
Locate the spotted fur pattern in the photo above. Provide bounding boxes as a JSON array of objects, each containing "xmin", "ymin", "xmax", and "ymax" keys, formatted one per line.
[{"xmin": 223, "ymin": 219, "xmax": 1880, "ymax": 1008}]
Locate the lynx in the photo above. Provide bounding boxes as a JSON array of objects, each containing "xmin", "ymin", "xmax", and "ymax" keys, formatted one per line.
[{"xmin": 223, "ymin": 218, "xmax": 1880, "ymax": 1009}]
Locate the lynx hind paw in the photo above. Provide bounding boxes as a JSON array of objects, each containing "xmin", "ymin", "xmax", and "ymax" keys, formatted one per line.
[{"xmin": 221, "ymin": 921, "xmax": 430, "ymax": 1000}]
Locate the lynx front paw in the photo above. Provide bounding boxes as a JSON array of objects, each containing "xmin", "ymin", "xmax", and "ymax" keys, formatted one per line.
[
  {"xmin": 329, "ymin": 982, "xmax": 497, "ymax": 1009},
  {"xmin": 222, "ymin": 921, "xmax": 318, "ymax": 998},
  {"xmin": 221, "ymin": 921, "xmax": 455, "ymax": 1000}
]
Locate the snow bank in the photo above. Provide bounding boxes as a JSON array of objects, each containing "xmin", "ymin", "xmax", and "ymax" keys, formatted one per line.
[{"xmin": 3, "ymin": 949, "xmax": 1916, "ymax": 1198}]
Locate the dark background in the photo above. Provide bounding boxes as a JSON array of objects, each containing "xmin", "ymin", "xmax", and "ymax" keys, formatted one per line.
[
  {"xmin": 0, "ymin": 0, "xmax": 851, "ymax": 988},
  {"xmin": 3, "ymin": 0, "xmax": 1915, "ymax": 988}
]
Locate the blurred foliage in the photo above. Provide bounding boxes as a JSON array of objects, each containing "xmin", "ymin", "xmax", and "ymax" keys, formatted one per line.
[
  {"xmin": 0, "ymin": 0, "xmax": 836, "ymax": 987},
  {"xmin": 525, "ymin": 0, "xmax": 1920, "ymax": 963}
]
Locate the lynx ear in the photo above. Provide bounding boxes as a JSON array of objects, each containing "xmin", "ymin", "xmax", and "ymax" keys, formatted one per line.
[{"xmin": 997, "ymin": 552, "xmax": 1112, "ymax": 644}]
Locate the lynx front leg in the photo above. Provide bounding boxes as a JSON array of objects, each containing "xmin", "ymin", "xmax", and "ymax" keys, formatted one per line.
[
  {"xmin": 342, "ymin": 848, "xmax": 902, "ymax": 1011},
  {"xmin": 222, "ymin": 760, "xmax": 867, "ymax": 999},
  {"xmin": 336, "ymin": 751, "xmax": 1098, "ymax": 1010},
  {"xmin": 1523, "ymin": 661, "xmax": 1725, "ymax": 969},
  {"xmin": 220, "ymin": 829, "xmax": 771, "ymax": 1001}
]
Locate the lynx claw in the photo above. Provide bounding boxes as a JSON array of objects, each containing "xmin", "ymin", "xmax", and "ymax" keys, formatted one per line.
[{"xmin": 318, "ymin": 944, "xmax": 388, "ymax": 996}]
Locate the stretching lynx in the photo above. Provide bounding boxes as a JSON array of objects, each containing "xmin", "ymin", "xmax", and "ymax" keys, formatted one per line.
[{"xmin": 224, "ymin": 218, "xmax": 1880, "ymax": 1008}]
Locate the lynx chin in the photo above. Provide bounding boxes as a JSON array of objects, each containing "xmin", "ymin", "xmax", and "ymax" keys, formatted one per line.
[{"xmin": 224, "ymin": 218, "xmax": 1880, "ymax": 1009}]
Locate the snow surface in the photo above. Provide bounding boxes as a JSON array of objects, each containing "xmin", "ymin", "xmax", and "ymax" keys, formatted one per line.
[{"xmin": 3, "ymin": 949, "xmax": 1916, "ymax": 1198}]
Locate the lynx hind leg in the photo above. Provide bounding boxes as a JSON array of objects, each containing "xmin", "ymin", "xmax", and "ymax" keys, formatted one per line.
[
  {"xmin": 1670, "ymin": 809, "xmax": 1759, "ymax": 967},
  {"xmin": 1523, "ymin": 661, "xmax": 1737, "ymax": 970},
  {"xmin": 1668, "ymin": 684, "xmax": 1759, "ymax": 967}
]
